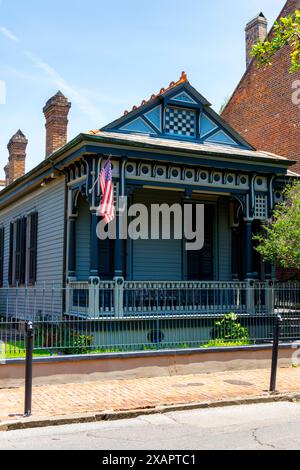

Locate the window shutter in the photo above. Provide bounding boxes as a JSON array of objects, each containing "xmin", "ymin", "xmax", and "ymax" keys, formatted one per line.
[
  {"xmin": 28, "ymin": 212, "xmax": 38, "ymax": 284},
  {"xmin": 0, "ymin": 227, "xmax": 4, "ymax": 287},
  {"xmin": 20, "ymin": 217, "xmax": 27, "ymax": 285},
  {"xmin": 15, "ymin": 219, "xmax": 21, "ymax": 283},
  {"xmin": 8, "ymin": 223, "xmax": 14, "ymax": 285}
]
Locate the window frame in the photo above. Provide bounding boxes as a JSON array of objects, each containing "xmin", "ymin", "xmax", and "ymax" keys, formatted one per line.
[{"xmin": 8, "ymin": 212, "xmax": 38, "ymax": 286}]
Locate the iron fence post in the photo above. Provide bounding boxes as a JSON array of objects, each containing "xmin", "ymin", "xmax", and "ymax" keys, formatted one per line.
[
  {"xmin": 270, "ymin": 315, "xmax": 282, "ymax": 393},
  {"xmin": 24, "ymin": 321, "xmax": 34, "ymax": 417}
]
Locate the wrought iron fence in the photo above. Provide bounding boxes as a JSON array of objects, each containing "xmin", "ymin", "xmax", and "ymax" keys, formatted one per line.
[{"xmin": 0, "ymin": 282, "xmax": 299, "ymax": 358}]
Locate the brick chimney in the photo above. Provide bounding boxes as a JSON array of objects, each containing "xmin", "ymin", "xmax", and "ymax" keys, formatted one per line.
[
  {"xmin": 6, "ymin": 130, "xmax": 28, "ymax": 184},
  {"xmin": 245, "ymin": 12, "xmax": 268, "ymax": 68},
  {"xmin": 43, "ymin": 91, "xmax": 71, "ymax": 158}
]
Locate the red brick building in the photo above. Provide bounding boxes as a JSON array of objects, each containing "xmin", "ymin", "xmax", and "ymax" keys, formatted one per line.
[{"xmin": 222, "ymin": 0, "xmax": 300, "ymax": 175}]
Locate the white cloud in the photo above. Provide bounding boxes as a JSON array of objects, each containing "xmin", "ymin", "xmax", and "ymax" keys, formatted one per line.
[
  {"xmin": 25, "ymin": 51, "xmax": 104, "ymax": 123},
  {"xmin": 0, "ymin": 26, "xmax": 19, "ymax": 42}
]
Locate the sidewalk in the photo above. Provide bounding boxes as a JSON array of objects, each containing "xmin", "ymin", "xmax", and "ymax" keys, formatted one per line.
[{"xmin": 1, "ymin": 367, "xmax": 300, "ymax": 429}]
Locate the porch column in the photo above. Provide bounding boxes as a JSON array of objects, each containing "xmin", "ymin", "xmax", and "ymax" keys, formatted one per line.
[
  {"xmin": 114, "ymin": 158, "xmax": 126, "ymax": 278},
  {"xmin": 231, "ymin": 226, "xmax": 239, "ymax": 280},
  {"xmin": 90, "ymin": 211, "xmax": 100, "ymax": 277},
  {"xmin": 245, "ymin": 220, "xmax": 254, "ymax": 279},
  {"xmin": 68, "ymin": 216, "xmax": 76, "ymax": 278}
]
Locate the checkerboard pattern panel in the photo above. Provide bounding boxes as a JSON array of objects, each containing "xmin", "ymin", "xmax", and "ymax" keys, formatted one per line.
[
  {"xmin": 254, "ymin": 194, "xmax": 268, "ymax": 219},
  {"xmin": 165, "ymin": 107, "xmax": 196, "ymax": 137}
]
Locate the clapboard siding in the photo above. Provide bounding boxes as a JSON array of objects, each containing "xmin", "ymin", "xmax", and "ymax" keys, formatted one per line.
[
  {"xmin": 75, "ymin": 195, "xmax": 90, "ymax": 281},
  {"xmin": 218, "ymin": 197, "xmax": 232, "ymax": 281},
  {"xmin": 0, "ymin": 178, "xmax": 65, "ymax": 287},
  {"xmin": 131, "ymin": 189, "xmax": 183, "ymax": 281}
]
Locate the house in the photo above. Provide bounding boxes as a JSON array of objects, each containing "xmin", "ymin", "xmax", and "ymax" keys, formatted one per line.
[
  {"xmin": 0, "ymin": 73, "xmax": 295, "ymax": 335},
  {"xmin": 222, "ymin": 0, "xmax": 300, "ymax": 174},
  {"xmin": 222, "ymin": 0, "xmax": 300, "ymax": 280}
]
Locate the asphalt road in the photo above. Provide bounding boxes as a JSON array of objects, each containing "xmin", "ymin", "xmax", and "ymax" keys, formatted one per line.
[{"xmin": 1, "ymin": 402, "xmax": 300, "ymax": 450}]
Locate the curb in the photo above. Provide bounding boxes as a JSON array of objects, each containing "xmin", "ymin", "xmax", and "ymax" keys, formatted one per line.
[{"xmin": 1, "ymin": 392, "xmax": 300, "ymax": 432}]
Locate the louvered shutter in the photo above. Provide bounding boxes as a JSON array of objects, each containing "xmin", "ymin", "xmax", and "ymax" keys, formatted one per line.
[
  {"xmin": 15, "ymin": 219, "xmax": 21, "ymax": 283},
  {"xmin": 28, "ymin": 212, "xmax": 38, "ymax": 284},
  {"xmin": 20, "ymin": 217, "xmax": 27, "ymax": 285},
  {"xmin": 187, "ymin": 205, "xmax": 214, "ymax": 281},
  {"xmin": 8, "ymin": 223, "xmax": 14, "ymax": 285},
  {"xmin": 0, "ymin": 227, "xmax": 4, "ymax": 287}
]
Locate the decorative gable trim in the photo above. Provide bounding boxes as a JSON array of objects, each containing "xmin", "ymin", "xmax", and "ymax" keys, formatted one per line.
[
  {"xmin": 99, "ymin": 74, "xmax": 254, "ymax": 150},
  {"xmin": 144, "ymin": 105, "xmax": 162, "ymax": 131},
  {"xmin": 119, "ymin": 117, "xmax": 157, "ymax": 135},
  {"xmin": 200, "ymin": 114, "xmax": 218, "ymax": 138},
  {"xmin": 205, "ymin": 130, "xmax": 238, "ymax": 146},
  {"xmin": 170, "ymin": 91, "xmax": 198, "ymax": 105}
]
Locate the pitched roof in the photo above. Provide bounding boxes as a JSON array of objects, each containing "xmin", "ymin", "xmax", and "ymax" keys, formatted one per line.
[
  {"xmin": 123, "ymin": 71, "xmax": 189, "ymax": 116},
  {"xmin": 100, "ymin": 72, "xmax": 212, "ymax": 133},
  {"xmin": 86, "ymin": 129, "xmax": 294, "ymax": 164}
]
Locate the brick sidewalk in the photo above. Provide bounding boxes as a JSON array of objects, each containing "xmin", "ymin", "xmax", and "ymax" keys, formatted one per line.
[{"xmin": 1, "ymin": 367, "xmax": 300, "ymax": 423}]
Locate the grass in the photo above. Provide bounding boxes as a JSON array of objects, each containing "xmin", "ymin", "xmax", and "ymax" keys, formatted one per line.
[
  {"xmin": 201, "ymin": 339, "xmax": 252, "ymax": 348},
  {"xmin": 1, "ymin": 339, "xmax": 252, "ymax": 359},
  {"xmin": 1, "ymin": 341, "xmax": 51, "ymax": 359}
]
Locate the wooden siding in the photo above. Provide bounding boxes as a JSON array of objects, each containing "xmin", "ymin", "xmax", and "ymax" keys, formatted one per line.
[
  {"xmin": 0, "ymin": 178, "xmax": 65, "ymax": 286},
  {"xmin": 131, "ymin": 189, "xmax": 183, "ymax": 281},
  {"xmin": 0, "ymin": 178, "xmax": 66, "ymax": 319},
  {"xmin": 218, "ymin": 197, "xmax": 232, "ymax": 281},
  {"xmin": 75, "ymin": 195, "xmax": 90, "ymax": 281}
]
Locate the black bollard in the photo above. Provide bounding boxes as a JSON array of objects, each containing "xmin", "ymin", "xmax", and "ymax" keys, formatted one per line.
[
  {"xmin": 24, "ymin": 321, "xmax": 34, "ymax": 417},
  {"xmin": 270, "ymin": 315, "xmax": 282, "ymax": 393}
]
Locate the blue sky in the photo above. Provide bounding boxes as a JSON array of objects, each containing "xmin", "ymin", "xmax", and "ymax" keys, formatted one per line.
[{"xmin": 0, "ymin": 0, "xmax": 285, "ymax": 176}]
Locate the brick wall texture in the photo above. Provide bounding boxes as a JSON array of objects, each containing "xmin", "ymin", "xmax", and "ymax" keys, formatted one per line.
[{"xmin": 222, "ymin": 0, "xmax": 300, "ymax": 174}]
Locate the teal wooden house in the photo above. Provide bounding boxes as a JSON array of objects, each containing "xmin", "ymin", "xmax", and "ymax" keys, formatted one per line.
[{"xmin": 0, "ymin": 73, "xmax": 296, "ymax": 327}]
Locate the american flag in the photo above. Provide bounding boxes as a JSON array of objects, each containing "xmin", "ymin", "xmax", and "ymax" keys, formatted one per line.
[{"xmin": 98, "ymin": 160, "xmax": 115, "ymax": 224}]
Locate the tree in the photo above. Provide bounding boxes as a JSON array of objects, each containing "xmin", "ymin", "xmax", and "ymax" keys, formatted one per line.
[
  {"xmin": 251, "ymin": 10, "xmax": 300, "ymax": 72},
  {"xmin": 255, "ymin": 181, "xmax": 300, "ymax": 269},
  {"xmin": 219, "ymin": 96, "xmax": 230, "ymax": 114}
]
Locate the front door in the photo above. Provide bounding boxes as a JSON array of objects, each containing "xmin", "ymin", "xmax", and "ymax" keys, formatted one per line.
[{"xmin": 187, "ymin": 205, "xmax": 214, "ymax": 280}]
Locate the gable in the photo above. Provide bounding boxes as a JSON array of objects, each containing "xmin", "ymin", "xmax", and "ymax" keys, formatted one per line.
[{"xmin": 101, "ymin": 77, "xmax": 253, "ymax": 150}]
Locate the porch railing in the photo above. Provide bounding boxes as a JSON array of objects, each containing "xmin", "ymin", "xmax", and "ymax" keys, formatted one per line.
[
  {"xmin": 122, "ymin": 281, "xmax": 248, "ymax": 316},
  {"xmin": 67, "ymin": 279, "xmax": 281, "ymax": 318}
]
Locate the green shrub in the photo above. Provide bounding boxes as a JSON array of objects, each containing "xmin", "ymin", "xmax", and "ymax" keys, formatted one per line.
[
  {"xmin": 64, "ymin": 331, "xmax": 93, "ymax": 355},
  {"xmin": 211, "ymin": 313, "xmax": 249, "ymax": 343}
]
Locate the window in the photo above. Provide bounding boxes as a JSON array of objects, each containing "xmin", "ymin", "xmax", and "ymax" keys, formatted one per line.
[
  {"xmin": 254, "ymin": 194, "xmax": 268, "ymax": 220},
  {"xmin": 164, "ymin": 106, "xmax": 196, "ymax": 138},
  {"xmin": 0, "ymin": 227, "xmax": 4, "ymax": 287},
  {"xmin": 8, "ymin": 212, "xmax": 38, "ymax": 286}
]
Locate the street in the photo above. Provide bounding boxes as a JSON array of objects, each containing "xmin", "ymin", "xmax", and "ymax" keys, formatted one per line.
[{"xmin": 0, "ymin": 402, "xmax": 300, "ymax": 450}]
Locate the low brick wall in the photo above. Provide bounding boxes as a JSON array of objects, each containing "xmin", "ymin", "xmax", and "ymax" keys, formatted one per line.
[{"xmin": 0, "ymin": 344, "xmax": 295, "ymax": 389}]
